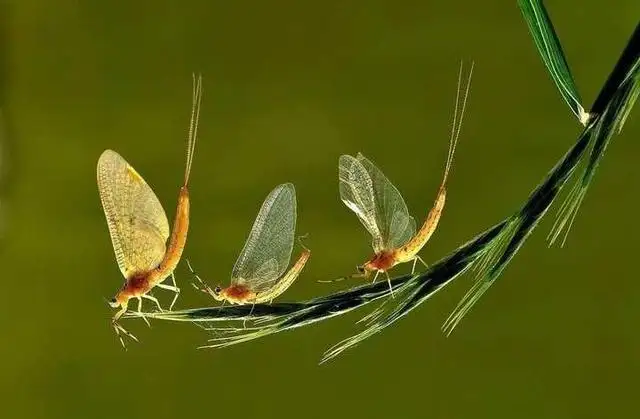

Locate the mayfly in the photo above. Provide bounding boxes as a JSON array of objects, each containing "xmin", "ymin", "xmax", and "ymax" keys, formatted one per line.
[
  {"xmin": 194, "ymin": 183, "xmax": 310, "ymax": 305},
  {"xmin": 339, "ymin": 61, "xmax": 473, "ymax": 294},
  {"xmin": 98, "ymin": 74, "xmax": 202, "ymax": 347}
]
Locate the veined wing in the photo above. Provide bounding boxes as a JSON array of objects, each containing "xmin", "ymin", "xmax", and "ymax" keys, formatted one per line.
[
  {"xmin": 97, "ymin": 150, "xmax": 170, "ymax": 279},
  {"xmin": 356, "ymin": 153, "xmax": 415, "ymax": 251},
  {"xmin": 231, "ymin": 183, "xmax": 296, "ymax": 292},
  {"xmin": 339, "ymin": 154, "xmax": 415, "ymax": 252},
  {"xmin": 339, "ymin": 155, "xmax": 385, "ymax": 251}
]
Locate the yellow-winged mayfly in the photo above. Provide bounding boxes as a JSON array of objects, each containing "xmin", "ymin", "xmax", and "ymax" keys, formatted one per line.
[
  {"xmin": 194, "ymin": 183, "xmax": 310, "ymax": 305},
  {"xmin": 339, "ymin": 62, "xmax": 473, "ymax": 294},
  {"xmin": 97, "ymin": 74, "xmax": 202, "ymax": 347}
]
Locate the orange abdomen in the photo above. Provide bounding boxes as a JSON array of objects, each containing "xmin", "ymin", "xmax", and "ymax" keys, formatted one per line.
[
  {"xmin": 397, "ymin": 187, "xmax": 447, "ymax": 260},
  {"xmin": 154, "ymin": 186, "xmax": 190, "ymax": 285}
]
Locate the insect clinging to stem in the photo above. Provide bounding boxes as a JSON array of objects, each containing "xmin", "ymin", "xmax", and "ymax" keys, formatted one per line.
[
  {"xmin": 338, "ymin": 61, "xmax": 474, "ymax": 295},
  {"xmin": 97, "ymin": 73, "xmax": 203, "ymax": 347},
  {"xmin": 193, "ymin": 183, "xmax": 310, "ymax": 307}
]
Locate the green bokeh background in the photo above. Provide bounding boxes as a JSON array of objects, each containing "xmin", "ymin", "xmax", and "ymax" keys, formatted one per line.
[{"xmin": 2, "ymin": 1, "xmax": 639, "ymax": 418}]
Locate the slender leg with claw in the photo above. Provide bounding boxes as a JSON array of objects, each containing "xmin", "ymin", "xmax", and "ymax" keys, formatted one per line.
[
  {"xmin": 136, "ymin": 297, "xmax": 151, "ymax": 327},
  {"xmin": 244, "ymin": 303, "xmax": 256, "ymax": 328},
  {"xmin": 112, "ymin": 304, "xmax": 138, "ymax": 349},
  {"xmin": 157, "ymin": 277, "xmax": 180, "ymax": 311},
  {"xmin": 411, "ymin": 255, "xmax": 428, "ymax": 274},
  {"xmin": 371, "ymin": 271, "xmax": 380, "ymax": 284},
  {"xmin": 385, "ymin": 271, "xmax": 395, "ymax": 297},
  {"xmin": 141, "ymin": 293, "xmax": 164, "ymax": 312},
  {"xmin": 113, "ymin": 323, "xmax": 139, "ymax": 349},
  {"xmin": 157, "ymin": 283, "xmax": 180, "ymax": 293},
  {"xmin": 169, "ymin": 272, "xmax": 180, "ymax": 310},
  {"xmin": 416, "ymin": 255, "xmax": 428, "ymax": 269},
  {"xmin": 113, "ymin": 324, "xmax": 126, "ymax": 348},
  {"xmin": 114, "ymin": 323, "xmax": 137, "ymax": 341}
]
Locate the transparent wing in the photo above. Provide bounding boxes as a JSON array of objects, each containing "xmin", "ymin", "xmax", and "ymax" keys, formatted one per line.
[
  {"xmin": 356, "ymin": 153, "xmax": 415, "ymax": 250},
  {"xmin": 231, "ymin": 183, "xmax": 296, "ymax": 292},
  {"xmin": 339, "ymin": 155, "xmax": 385, "ymax": 251},
  {"xmin": 97, "ymin": 150, "xmax": 170, "ymax": 279}
]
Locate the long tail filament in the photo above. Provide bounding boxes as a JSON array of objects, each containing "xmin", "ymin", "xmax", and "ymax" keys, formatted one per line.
[
  {"xmin": 443, "ymin": 60, "xmax": 474, "ymax": 186},
  {"xmin": 184, "ymin": 73, "xmax": 203, "ymax": 186}
]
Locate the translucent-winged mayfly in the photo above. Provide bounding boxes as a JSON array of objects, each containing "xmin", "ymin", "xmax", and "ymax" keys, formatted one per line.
[
  {"xmin": 97, "ymin": 74, "xmax": 202, "ymax": 347},
  {"xmin": 194, "ymin": 183, "xmax": 310, "ymax": 305},
  {"xmin": 339, "ymin": 62, "xmax": 473, "ymax": 294}
]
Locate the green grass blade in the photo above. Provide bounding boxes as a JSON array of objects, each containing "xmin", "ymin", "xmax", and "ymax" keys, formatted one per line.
[
  {"xmin": 518, "ymin": 0, "xmax": 589, "ymax": 124},
  {"xmin": 445, "ymin": 31, "xmax": 640, "ymax": 334},
  {"xmin": 613, "ymin": 59, "xmax": 640, "ymax": 133},
  {"xmin": 548, "ymin": 31, "xmax": 640, "ymax": 247}
]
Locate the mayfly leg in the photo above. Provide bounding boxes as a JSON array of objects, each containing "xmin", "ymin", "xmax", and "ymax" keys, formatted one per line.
[
  {"xmin": 169, "ymin": 272, "xmax": 180, "ymax": 310},
  {"xmin": 411, "ymin": 255, "xmax": 428, "ymax": 274},
  {"xmin": 370, "ymin": 270, "xmax": 394, "ymax": 296},
  {"xmin": 243, "ymin": 303, "xmax": 257, "ymax": 328},
  {"xmin": 385, "ymin": 272, "xmax": 394, "ymax": 297},
  {"xmin": 141, "ymin": 293, "xmax": 164, "ymax": 312},
  {"xmin": 156, "ymin": 272, "xmax": 181, "ymax": 311},
  {"xmin": 111, "ymin": 304, "xmax": 138, "ymax": 349},
  {"xmin": 136, "ymin": 296, "xmax": 151, "ymax": 327},
  {"xmin": 112, "ymin": 321, "xmax": 138, "ymax": 349}
]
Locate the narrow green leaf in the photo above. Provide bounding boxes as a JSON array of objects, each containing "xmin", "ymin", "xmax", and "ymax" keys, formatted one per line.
[
  {"xmin": 518, "ymin": 0, "xmax": 589, "ymax": 124},
  {"xmin": 446, "ymin": 28, "xmax": 640, "ymax": 334},
  {"xmin": 548, "ymin": 27, "xmax": 640, "ymax": 247}
]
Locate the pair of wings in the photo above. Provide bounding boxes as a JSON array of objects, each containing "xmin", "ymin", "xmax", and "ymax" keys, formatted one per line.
[
  {"xmin": 231, "ymin": 183, "xmax": 297, "ymax": 293},
  {"xmin": 339, "ymin": 153, "xmax": 416, "ymax": 252},
  {"xmin": 97, "ymin": 150, "xmax": 170, "ymax": 280}
]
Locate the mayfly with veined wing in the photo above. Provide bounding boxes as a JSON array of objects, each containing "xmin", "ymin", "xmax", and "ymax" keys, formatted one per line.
[
  {"xmin": 192, "ymin": 183, "xmax": 311, "ymax": 308},
  {"xmin": 97, "ymin": 74, "xmax": 202, "ymax": 348},
  {"xmin": 338, "ymin": 61, "xmax": 473, "ymax": 295}
]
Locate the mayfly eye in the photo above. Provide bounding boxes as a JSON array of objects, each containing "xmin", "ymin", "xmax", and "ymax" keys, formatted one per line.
[{"xmin": 214, "ymin": 286, "xmax": 222, "ymax": 294}]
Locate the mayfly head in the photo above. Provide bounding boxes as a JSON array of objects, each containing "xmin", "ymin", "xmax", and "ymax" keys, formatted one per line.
[
  {"xmin": 352, "ymin": 263, "xmax": 374, "ymax": 279},
  {"xmin": 211, "ymin": 285, "xmax": 225, "ymax": 302},
  {"xmin": 107, "ymin": 290, "xmax": 129, "ymax": 311}
]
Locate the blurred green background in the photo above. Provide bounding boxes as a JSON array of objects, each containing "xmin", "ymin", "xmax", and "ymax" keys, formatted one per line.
[{"xmin": 2, "ymin": 1, "xmax": 639, "ymax": 418}]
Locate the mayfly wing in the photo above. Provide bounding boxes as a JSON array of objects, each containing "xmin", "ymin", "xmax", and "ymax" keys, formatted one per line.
[
  {"xmin": 231, "ymin": 183, "xmax": 296, "ymax": 292},
  {"xmin": 339, "ymin": 154, "xmax": 385, "ymax": 252},
  {"xmin": 356, "ymin": 153, "xmax": 416, "ymax": 250},
  {"xmin": 97, "ymin": 150, "xmax": 170, "ymax": 279}
]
